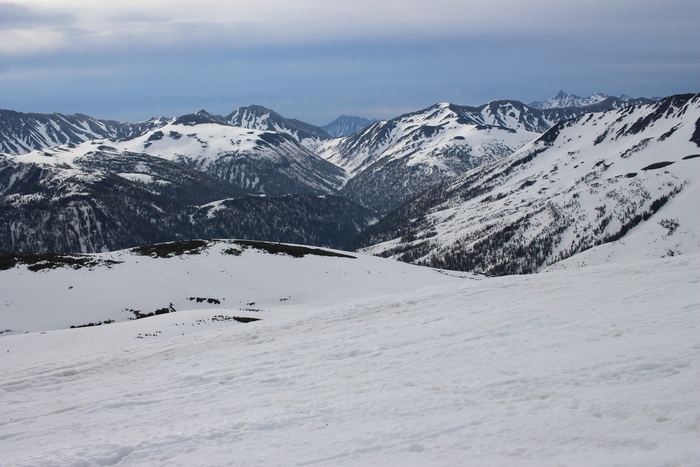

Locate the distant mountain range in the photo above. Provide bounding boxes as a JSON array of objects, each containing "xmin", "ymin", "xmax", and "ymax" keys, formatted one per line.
[
  {"xmin": 315, "ymin": 97, "xmax": 662, "ymax": 213},
  {"xmin": 3, "ymin": 91, "xmax": 696, "ymax": 270},
  {"xmin": 529, "ymin": 90, "xmax": 656, "ymax": 109},
  {"xmin": 1, "ymin": 92, "xmax": 656, "ymax": 156}
]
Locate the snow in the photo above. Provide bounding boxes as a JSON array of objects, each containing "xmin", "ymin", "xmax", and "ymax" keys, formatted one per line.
[
  {"xmin": 6, "ymin": 123, "xmax": 282, "ymax": 169},
  {"xmin": 116, "ymin": 173, "xmax": 156, "ymax": 184},
  {"xmin": 317, "ymin": 104, "xmax": 539, "ymax": 177},
  {"xmin": 0, "ymin": 241, "xmax": 472, "ymax": 335},
  {"xmin": 1, "ymin": 243, "xmax": 698, "ymax": 466},
  {"xmin": 363, "ymin": 95, "xmax": 700, "ymax": 271},
  {"xmin": 530, "ymin": 91, "xmax": 613, "ymax": 110},
  {"xmin": 4, "ymin": 120, "xmax": 346, "ymax": 195}
]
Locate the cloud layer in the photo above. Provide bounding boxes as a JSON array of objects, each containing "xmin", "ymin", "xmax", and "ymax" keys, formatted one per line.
[{"xmin": 0, "ymin": 0, "xmax": 698, "ymax": 124}]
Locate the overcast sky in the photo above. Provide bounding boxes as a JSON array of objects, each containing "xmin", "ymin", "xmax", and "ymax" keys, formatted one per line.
[{"xmin": 0, "ymin": 0, "xmax": 698, "ymax": 125}]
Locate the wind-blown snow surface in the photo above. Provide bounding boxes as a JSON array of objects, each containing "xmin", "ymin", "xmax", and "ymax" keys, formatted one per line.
[{"xmin": 1, "ymin": 242, "xmax": 698, "ymax": 466}]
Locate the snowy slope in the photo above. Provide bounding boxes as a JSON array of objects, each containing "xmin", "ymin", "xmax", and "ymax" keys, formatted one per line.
[
  {"xmin": 0, "ymin": 150, "xmax": 252, "ymax": 253},
  {"xmin": 9, "ymin": 119, "xmax": 346, "ymax": 196},
  {"xmin": 316, "ymin": 99, "xmax": 648, "ymax": 178},
  {"xmin": 355, "ymin": 94, "xmax": 700, "ymax": 274},
  {"xmin": 0, "ymin": 242, "xmax": 697, "ymax": 466},
  {"xmin": 223, "ymin": 105, "xmax": 332, "ymax": 150},
  {"xmin": 117, "ymin": 121, "xmax": 344, "ymax": 194},
  {"xmin": 0, "ymin": 240, "xmax": 471, "ymax": 335},
  {"xmin": 317, "ymin": 103, "xmax": 539, "ymax": 175},
  {"xmin": 0, "ymin": 109, "xmax": 168, "ymax": 155},
  {"xmin": 317, "ymin": 103, "xmax": 540, "ymax": 213},
  {"xmin": 314, "ymin": 99, "xmax": 650, "ymax": 214},
  {"xmin": 0, "ymin": 106, "xmax": 331, "ymax": 156},
  {"xmin": 0, "ymin": 147, "xmax": 373, "ymax": 253}
]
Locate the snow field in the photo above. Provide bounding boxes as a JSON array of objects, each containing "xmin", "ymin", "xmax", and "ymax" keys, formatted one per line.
[
  {"xmin": 1, "ymin": 252, "xmax": 698, "ymax": 466},
  {"xmin": 0, "ymin": 241, "xmax": 471, "ymax": 335}
]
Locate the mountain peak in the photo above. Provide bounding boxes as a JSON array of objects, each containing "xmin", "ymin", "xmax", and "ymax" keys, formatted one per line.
[
  {"xmin": 529, "ymin": 91, "xmax": 610, "ymax": 109},
  {"xmin": 527, "ymin": 91, "xmax": 657, "ymax": 110},
  {"xmin": 321, "ymin": 115, "xmax": 378, "ymax": 138},
  {"xmin": 222, "ymin": 105, "xmax": 331, "ymax": 146}
]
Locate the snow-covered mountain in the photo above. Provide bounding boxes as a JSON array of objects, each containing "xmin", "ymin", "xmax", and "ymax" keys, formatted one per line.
[
  {"xmin": 14, "ymin": 117, "xmax": 346, "ymax": 196},
  {"xmin": 0, "ymin": 98, "xmax": 654, "ymax": 220},
  {"xmin": 529, "ymin": 90, "xmax": 655, "ymax": 109},
  {"xmin": 1, "ymin": 95, "xmax": 689, "ymax": 256},
  {"xmin": 1, "ymin": 240, "xmax": 698, "ymax": 465},
  {"xmin": 316, "ymin": 103, "xmax": 542, "ymax": 214},
  {"xmin": 0, "ymin": 97, "xmax": 652, "ymax": 157},
  {"xmin": 315, "ymin": 99, "xmax": 659, "ymax": 214},
  {"xmin": 0, "ymin": 109, "xmax": 169, "ymax": 155},
  {"xmin": 0, "ymin": 106, "xmax": 333, "ymax": 156},
  {"xmin": 321, "ymin": 114, "xmax": 378, "ymax": 137},
  {"xmin": 353, "ymin": 93, "xmax": 700, "ymax": 275},
  {"xmin": 219, "ymin": 105, "xmax": 332, "ymax": 150},
  {"xmin": 0, "ymin": 146, "xmax": 374, "ymax": 253}
]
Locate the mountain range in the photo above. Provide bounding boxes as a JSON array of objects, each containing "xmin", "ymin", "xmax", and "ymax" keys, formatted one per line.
[
  {"xmin": 315, "ymin": 98, "xmax": 656, "ymax": 214},
  {"xmin": 529, "ymin": 90, "xmax": 655, "ymax": 109},
  {"xmin": 0, "ymin": 144, "xmax": 374, "ymax": 252},
  {"xmin": 352, "ymin": 93, "xmax": 700, "ymax": 274},
  {"xmin": 1, "ymin": 91, "xmax": 697, "ymax": 274},
  {"xmin": 0, "ymin": 109, "xmax": 170, "ymax": 155}
]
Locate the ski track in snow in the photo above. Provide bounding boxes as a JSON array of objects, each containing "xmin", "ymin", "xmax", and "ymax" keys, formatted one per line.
[{"xmin": 1, "ymin": 253, "xmax": 698, "ymax": 466}]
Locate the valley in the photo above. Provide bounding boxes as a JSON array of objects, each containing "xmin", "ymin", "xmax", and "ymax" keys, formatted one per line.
[{"xmin": 1, "ymin": 90, "xmax": 699, "ymax": 466}]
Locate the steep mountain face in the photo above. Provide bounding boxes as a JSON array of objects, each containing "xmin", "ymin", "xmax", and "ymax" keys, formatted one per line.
[
  {"xmin": 321, "ymin": 115, "xmax": 378, "ymax": 137},
  {"xmin": 0, "ymin": 151, "xmax": 238, "ymax": 253},
  {"xmin": 0, "ymin": 150, "xmax": 374, "ymax": 253},
  {"xmin": 0, "ymin": 109, "xmax": 169, "ymax": 155},
  {"xmin": 316, "ymin": 102, "xmax": 542, "ymax": 214},
  {"xmin": 315, "ymin": 99, "xmax": 662, "ymax": 215},
  {"xmin": 23, "ymin": 120, "xmax": 347, "ymax": 196},
  {"xmin": 529, "ymin": 90, "xmax": 655, "ymax": 109},
  {"xmin": 221, "ymin": 105, "xmax": 331, "ymax": 150},
  {"xmin": 351, "ymin": 93, "xmax": 700, "ymax": 275},
  {"xmin": 319, "ymin": 100, "xmax": 655, "ymax": 176}
]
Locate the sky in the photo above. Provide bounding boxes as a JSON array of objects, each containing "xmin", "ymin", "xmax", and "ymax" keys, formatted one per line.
[{"xmin": 0, "ymin": 0, "xmax": 698, "ymax": 125}]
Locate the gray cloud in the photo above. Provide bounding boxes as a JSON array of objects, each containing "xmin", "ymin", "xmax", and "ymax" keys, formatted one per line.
[
  {"xmin": 0, "ymin": 2, "xmax": 74, "ymax": 29},
  {"xmin": 0, "ymin": 1, "xmax": 697, "ymax": 123}
]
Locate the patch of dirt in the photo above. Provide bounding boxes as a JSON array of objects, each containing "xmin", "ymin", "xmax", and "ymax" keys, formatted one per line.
[
  {"xmin": 0, "ymin": 253, "xmax": 122, "ymax": 272},
  {"xmin": 234, "ymin": 240, "xmax": 355, "ymax": 259},
  {"xmin": 131, "ymin": 240, "xmax": 210, "ymax": 258}
]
